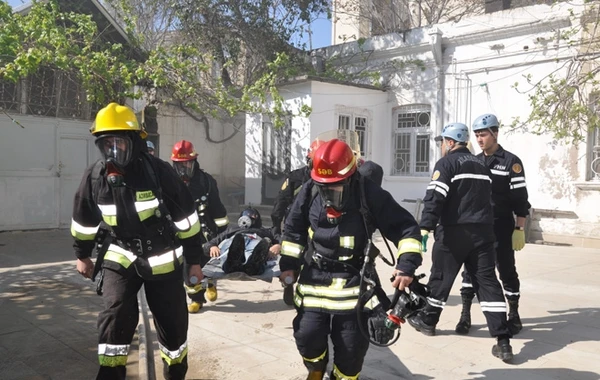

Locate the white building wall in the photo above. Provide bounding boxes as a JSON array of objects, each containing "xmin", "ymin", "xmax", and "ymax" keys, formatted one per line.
[
  {"xmin": 156, "ymin": 105, "xmax": 245, "ymax": 205},
  {"xmin": 0, "ymin": 114, "xmax": 96, "ymax": 231},
  {"xmin": 321, "ymin": 0, "xmax": 599, "ymax": 244}
]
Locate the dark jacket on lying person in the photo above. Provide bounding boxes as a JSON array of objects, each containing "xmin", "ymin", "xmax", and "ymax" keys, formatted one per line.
[{"xmin": 203, "ymin": 225, "xmax": 281, "ymax": 255}]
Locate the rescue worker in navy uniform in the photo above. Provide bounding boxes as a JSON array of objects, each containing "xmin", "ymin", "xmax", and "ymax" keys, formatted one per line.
[
  {"xmin": 456, "ymin": 114, "xmax": 530, "ymax": 336},
  {"xmin": 171, "ymin": 139, "xmax": 229, "ymax": 313},
  {"xmin": 408, "ymin": 123, "xmax": 514, "ymax": 362},
  {"xmin": 72, "ymin": 103, "xmax": 204, "ymax": 380},
  {"xmin": 279, "ymin": 139, "xmax": 423, "ymax": 380}
]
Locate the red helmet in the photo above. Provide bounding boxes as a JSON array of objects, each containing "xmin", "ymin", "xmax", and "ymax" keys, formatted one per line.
[
  {"xmin": 171, "ymin": 140, "xmax": 198, "ymax": 162},
  {"xmin": 311, "ymin": 139, "xmax": 357, "ymax": 184}
]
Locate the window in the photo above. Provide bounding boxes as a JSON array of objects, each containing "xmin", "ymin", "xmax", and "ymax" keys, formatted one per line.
[
  {"xmin": 338, "ymin": 112, "xmax": 368, "ymax": 158},
  {"xmin": 392, "ymin": 104, "xmax": 431, "ymax": 176}
]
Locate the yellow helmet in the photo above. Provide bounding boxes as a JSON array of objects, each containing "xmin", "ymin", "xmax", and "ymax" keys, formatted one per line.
[{"xmin": 90, "ymin": 102, "xmax": 147, "ymax": 139}]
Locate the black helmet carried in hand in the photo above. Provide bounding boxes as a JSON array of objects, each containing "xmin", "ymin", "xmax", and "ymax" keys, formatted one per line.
[{"xmin": 238, "ymin": 207, "xmax": 262, "ymax": 229}]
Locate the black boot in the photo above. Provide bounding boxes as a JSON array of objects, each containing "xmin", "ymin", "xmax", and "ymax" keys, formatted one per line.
[
  {"xmin": 492, "ymin": 336, "xmax": 514, "ymax": 362},
  {"xmin": 223, "ymin": 234, "xmax": 245, "ymax": 273},
  {"xmin": 455, "ymin": 292, "xmax": 474, "ymax": 335},
  {"xmin": 507, "ymin": 296, "xmax": 523, "ymax": 335},
  {"xmin": 408, "ymin": 310, "xmax": 437, "ymax": 336}
]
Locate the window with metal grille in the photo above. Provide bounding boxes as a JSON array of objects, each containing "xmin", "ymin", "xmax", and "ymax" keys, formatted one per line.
[
  {"xmin": 338, "ymin": 113, "xmax": 368, "ymax": 158},
  {"xmin": 26, "ymin": 67, "xmax": 58, "ymax": 117},
  {"xmin": 392, "ymin": 104, "xmax": 431, "ymax": 176},
  {"xmin": 0, "ymin": 79, "xmax": 20, "ymax": 112}
]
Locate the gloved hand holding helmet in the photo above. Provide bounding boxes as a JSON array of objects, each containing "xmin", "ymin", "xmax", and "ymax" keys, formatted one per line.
[
  {"xmin": 171, "ymin": 140, "xmax": 198, "ymax": 183},
  {"xmin": 310, "ymin": 139, "xmax": 357, "ymax": 224}
]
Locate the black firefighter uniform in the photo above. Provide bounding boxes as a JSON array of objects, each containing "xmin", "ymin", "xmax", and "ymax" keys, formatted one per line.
[
  {"xmin": 280, "ymin": 177, "xmax": 422, "ymax": 379},
  {"xmin": 71, "ymin": 155, "xmax": 203, "ymax": 379}
]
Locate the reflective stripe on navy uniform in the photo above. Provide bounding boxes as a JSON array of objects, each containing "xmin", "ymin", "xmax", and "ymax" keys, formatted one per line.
[
  {"xmin": 461, "ymin": 145, "xmax": 531, "ymax": 298},
  {"xmin": 418, "ymin": 146, "xmax": 510, "ymax": 338},
  {"xmin": 478, "ymin": 145, "xmax": 530, "ymax": 219},
  {"xmin": 420, "ymin": 147, "xmax": 494, "ymax": 230}
]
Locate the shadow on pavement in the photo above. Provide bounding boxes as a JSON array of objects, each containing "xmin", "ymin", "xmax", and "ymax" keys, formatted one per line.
[
  {"xmin": 463, "ymin": 307, "xmax": 600, "ymax": 366},
  {"xmin": 0, "ymin": 229, "xmax": 73, "ymax": 267},
  {"xmin": 467, "ymin": 367, "xmax": 600, "ymax": 380},
  {"xmin": 0, "ymin": 263, "xmax": 105, "ymax": 379}
]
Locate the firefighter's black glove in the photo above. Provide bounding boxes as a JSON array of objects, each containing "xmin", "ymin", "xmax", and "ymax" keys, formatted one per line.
[{"xmin": 368, "ymin": 307, "xmax": 395, "ymax": 345}]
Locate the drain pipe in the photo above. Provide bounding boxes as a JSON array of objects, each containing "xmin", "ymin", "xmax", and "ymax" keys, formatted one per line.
[{"xmin": 429, "ymin": 27, "xmax": 444, "ymax": 161}]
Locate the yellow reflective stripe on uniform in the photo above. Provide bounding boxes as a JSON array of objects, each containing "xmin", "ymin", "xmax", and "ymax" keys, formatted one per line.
[
  {"xmin": 339, "ymin": 236, "xmax": 354, "ymax": 249},
  {"xmin": 98, "ymin": 343, "xmax": 129, "ymax": 367},
  {"xmin": 294, "ymin": 184, "xmax": 303, "ymax": 196},
  {"xmin": 135, "ymin": 198, "xmax": 159, "ymax": 222},
  {"xmin": 301, "ymin": 296, "xmax": 358, "ymax": 310},
  {"xmin": 98, "ymin": 204, "xmax": 117, "ymax": 226},
  {"xmin": 174, "ymin": 212, "xmax": 201, "ymax": 239},
  {"xmin": 159, "ymin": 341, "xmax": 188, "ymax": 366},
  {"xmin": 397, "ymin": 238, "xmax": 423, "ymax": 257},
  {"xmin": 297, "ymin": 284, "xmax": 360, "ymax": 298},
  {"xmin": 308, "ymin": 227, "xmax": 314, "ymax": 239},
  {"xmin": 281, "ymin": 241, "xmax": 304, "ymax": 258},
  {"xmin": 338, "ymin": 255, "xmax": 353, "ymax": 261},
  {"xmin": 71, "ymin": 219, "xmax": 100, "ymax": 241},
  {"xmin": 332, "ymin": 364, "xmax": 359, "ymax": 380},
  {"xmin": 104, "ymin": 244, "xmax": 137, "ymax": 269},
  {"xmin": 149, "ymin": 247, "xmax": 184, "ymax": 275},
  {"xmin": 214, "ymin": 216, "xmax": 229, "ymax": 227},
  {"xmin": 302, "ymin": 349, "xmax": 327, "ymax": 363}
]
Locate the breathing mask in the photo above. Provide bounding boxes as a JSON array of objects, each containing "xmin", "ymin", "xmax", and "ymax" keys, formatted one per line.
[
  {"xmin": 173, "ymin": 160, "xmax": 195, "ymax": 183},
  {"xmin": 316, "ymin": 179, "xmax": 350, "ymax": 224},
  {"xmin": 95, "ymin": 135, "xmax": 133, "ymax": 168}
]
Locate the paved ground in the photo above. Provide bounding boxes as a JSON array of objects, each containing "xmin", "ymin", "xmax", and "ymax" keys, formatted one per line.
[{"xmin": 1, "ymin": 229, "xmax": 600, "ymax": 380}]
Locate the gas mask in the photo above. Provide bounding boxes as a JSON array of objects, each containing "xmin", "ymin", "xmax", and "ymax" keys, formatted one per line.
[
  {"xmin": 238, "ymin": 215, "xmax": 253, "ymax": 229},
  {"xmin": 316, "ymin": 181, "xmax": 349, "ymax": 225},
  {"xmin": 95, "ymin": 135, "xmax": 133, "ymax": 168},
  {"xmin": 95, "ymin": 135, "xmax": 133, "ymax": 188},
  {"xmin": 173, "ymin": 160, "xmax": 195, "ymax": 183}
]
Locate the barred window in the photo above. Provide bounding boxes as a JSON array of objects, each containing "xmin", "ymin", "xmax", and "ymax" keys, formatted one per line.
[
  {"xmin": 392, "ymin": 104, "xmax": 431, "ymax": 176},
  {"xmin": 338, "ymin": 112, "xmax": 368, "ymax": 158}
]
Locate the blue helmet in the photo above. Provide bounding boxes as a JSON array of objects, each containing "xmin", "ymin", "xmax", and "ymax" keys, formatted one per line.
[
  {"xmin": 146, "ymin": 140, "xmax": 155, "ymax": 150},
  {"xmin": 472, "ymin": 114, "xmax": 499, "ymax": 131},
  {"xmin": 440, "ymin": 123, "xmax": 469, "ymax": 143}
]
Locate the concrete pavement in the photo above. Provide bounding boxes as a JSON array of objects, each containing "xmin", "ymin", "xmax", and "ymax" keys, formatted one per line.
[{"xmin": 1, "ymin": 229, "xmax": 600, "ymax": 379}]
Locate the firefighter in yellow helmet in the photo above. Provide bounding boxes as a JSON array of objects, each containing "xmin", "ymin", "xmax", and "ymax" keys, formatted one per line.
[{"xmin": 72, "ymin": 103, "xmax": 204, "ymax": 380}]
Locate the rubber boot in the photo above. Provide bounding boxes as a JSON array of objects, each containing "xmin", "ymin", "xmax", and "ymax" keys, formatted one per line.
[
  {"xmin": 205, "ymin": 282, "xmax": 218, "ymax": 302},
  {"xmin": 455, "ymin": 292, "xmax": 474, "ymax": 335},
  {"xmin": 492, "ymin": 336, "xmax": 514, "ymax": 362},
  {"xmin": 507, "ymin": 296, "xmax": 522, "ymax": 335},
  {"xmin": 306, "ymin": 370, "xmax": 324, "ymax": 380},
  {"xmin": 188, "ymin": 301, "xmax": 202, "ymax": 313}
]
